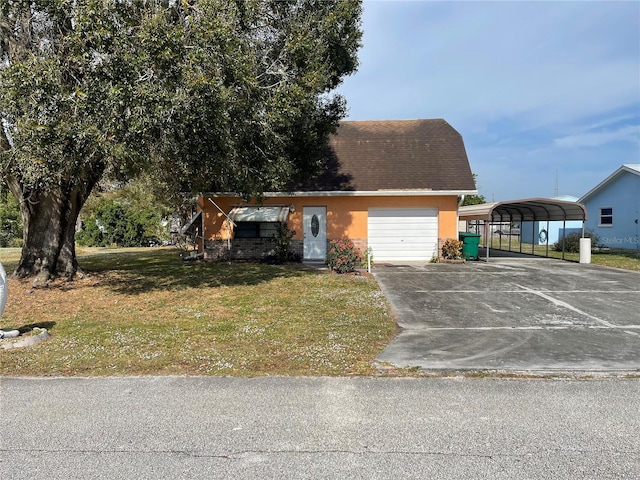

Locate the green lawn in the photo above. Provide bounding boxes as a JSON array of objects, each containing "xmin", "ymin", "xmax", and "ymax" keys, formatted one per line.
[{"xmin": 0, "ymin": 248, "xmax": 396, "ymax": 376}]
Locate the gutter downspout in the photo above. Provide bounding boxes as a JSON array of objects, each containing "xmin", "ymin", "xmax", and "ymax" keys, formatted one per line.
[
  {"xmin": 457, "ymin": 195, "xmax": 465, "ymax": 242},
  {"xmin": 208, "ymin": 197, "xmax": 236, "ymax": 226}
]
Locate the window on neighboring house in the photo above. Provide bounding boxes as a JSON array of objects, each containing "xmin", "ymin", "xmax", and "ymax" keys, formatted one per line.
[
  {"xmin": 599, "ymin": 207, "xmax": 613, "ymax": 226},
  {"xmin": 234, "ymin": 222, "xmax": 280, "ymax": 238}
]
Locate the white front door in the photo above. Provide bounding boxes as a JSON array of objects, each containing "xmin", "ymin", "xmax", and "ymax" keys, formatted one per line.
[{"xmin": 303, "ymin": 206, "xmax": 327, "ymax": 260}]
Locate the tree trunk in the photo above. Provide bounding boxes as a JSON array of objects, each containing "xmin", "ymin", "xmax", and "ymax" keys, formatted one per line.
[{"xmin": 7, "ymin": 176, "xmax": 98, "ymax": 285}]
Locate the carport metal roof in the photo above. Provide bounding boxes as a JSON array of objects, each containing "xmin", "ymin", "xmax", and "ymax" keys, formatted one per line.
[
  {"xmin": 458, "ymin": 198, "xmax": 588, "ymax": 262},
  {"xmin": 459, "ymin": 197, "xmax": 587, "ymax": 222}
]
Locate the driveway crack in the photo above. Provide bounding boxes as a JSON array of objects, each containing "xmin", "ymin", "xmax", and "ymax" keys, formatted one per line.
[{"xmin": 4, "ymin": 446, "xmax": 638, "ymax": 459}]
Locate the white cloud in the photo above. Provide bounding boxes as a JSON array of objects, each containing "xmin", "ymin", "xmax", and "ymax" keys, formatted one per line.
[{"xmin": 554, "ymin": 125, "xmax": 640, "ymax": 148}]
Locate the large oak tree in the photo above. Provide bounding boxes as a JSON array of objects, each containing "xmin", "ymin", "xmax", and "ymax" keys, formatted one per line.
[{"xmin": 0, "ymin": 0, "xmax": 361, "ymax": 283}]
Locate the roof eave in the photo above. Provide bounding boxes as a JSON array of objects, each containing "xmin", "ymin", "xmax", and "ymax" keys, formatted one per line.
[
  {"xmin": 205, "ymin": 190, "xmax": 478, "ymax": 198},
  {"xmin": 579, "ymin": 165, "xmax": 640, "ymax": 203}
]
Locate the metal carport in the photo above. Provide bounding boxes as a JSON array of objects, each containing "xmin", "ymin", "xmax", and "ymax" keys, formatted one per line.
[{"xmin": 458, "ymin": 198, "xmax": 588, "ymax": 261}]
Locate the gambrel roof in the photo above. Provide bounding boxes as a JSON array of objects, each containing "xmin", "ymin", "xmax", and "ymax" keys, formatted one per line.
[{"xmin": 294, "ymin": 119, "xmax": 477, "ymax": 194}]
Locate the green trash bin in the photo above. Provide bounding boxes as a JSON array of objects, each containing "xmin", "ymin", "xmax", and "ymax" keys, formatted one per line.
[{"xmin": 459, "ymin": 232, "xmax": 481, "ymax": 260}]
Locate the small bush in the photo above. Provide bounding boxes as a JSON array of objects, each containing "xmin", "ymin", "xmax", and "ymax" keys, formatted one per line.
[
  {"xmin": 270, "ymin": 222, "xmax": 296, "ymax": 264},
  {"xmin": 430, "ymin": 246, "xmax": 440, "ymax": 263},
  {"xmin": 442, "ymin": 238, "xmax": 463, "ymax": 260},
  {"xmin": 327, "ymin": 237, "xmax": 362, "ymax": 274},
  {"xmin": 553, "ymin": 231, "xmax": 599, "ymax": 253},
  {"xmin": 359, "ymin": 247, "xmax": 374, "ymax": 269},
  {"xmin": 77, "ymin": 199, "xmax": 165, "ymax": 247}
]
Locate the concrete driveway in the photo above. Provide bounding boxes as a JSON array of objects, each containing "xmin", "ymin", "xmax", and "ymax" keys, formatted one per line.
[{"xmin": 374, "ymin": 257, "xmax": 640, "ymax": 374}]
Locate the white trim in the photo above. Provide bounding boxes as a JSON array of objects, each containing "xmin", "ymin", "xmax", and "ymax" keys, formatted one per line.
[{"xmin": 207, "ymin": 190, "xmax": 477, "ymax": 198}]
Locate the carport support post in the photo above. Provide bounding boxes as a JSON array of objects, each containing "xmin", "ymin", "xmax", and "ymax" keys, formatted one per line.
[
  {"xmin": 508, "ymin": 213, "xmax": 513, "ymax": 252},
  {"xmin": 519, "ymin": 223, "xmax": 523, "ymax": 254},
  {"xmin": 531, "ymin": 214, "xmax": 536, "ymax": 255},
  {"xmin": 485, "ymin": 217, "xmax": 491, "ymax": 262},
  {"xmin": 562, "ymin": 219, "xmax": 566, "ymax": 260}
]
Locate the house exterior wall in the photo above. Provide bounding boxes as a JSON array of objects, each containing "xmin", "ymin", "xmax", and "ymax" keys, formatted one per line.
[
  {"xmin": 520, "ymin": 220, "xmax": 584, "ymax": 245},
  {"xmin": 582, "ymin": 171, "xmax": 640, "ymax": 250},
  {"xmin": 199, "ymin": 194, "xmax": 460, "ymax": 260}
]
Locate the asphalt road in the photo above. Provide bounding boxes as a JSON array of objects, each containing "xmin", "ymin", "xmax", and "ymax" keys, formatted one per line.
[{"xmin": 1, "ymin": 376, "xmax": 639, "ymax": 479}]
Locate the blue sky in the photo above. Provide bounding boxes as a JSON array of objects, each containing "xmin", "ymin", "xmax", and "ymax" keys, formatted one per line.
[{"xmin": 336, "ymin": 0, "xmax": 640, "ymax": 202}]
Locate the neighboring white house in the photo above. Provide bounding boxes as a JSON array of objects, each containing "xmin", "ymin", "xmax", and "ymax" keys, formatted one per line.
[{"xmin": 578, "ymin": 164, "xmax": 640, "ymax": 250}]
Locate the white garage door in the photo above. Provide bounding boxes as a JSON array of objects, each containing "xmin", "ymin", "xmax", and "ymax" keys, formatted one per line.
[{"xmin": 368, "ymin": 208, "xmax": 438, "ymax": 262}]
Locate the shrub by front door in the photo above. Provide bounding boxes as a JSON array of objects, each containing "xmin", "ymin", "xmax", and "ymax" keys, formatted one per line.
[{"xmin": 303, "ymin": 206, "xmax": 327, "ymax": 260}]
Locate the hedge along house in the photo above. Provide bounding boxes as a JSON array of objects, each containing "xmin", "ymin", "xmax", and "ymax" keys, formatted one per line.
[
  {"xmin": 578, "ymin": 164, "xmax": 640, "ymax": 251},
  {"xmin": 189, "ymin": 119, "xmax": 477, "ymax": 262}
]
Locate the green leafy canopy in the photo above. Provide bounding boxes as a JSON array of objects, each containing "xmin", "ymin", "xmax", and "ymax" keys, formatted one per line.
[{"xmin": 0, "ymin": 0, "xmax": 363, "ymax": 199}]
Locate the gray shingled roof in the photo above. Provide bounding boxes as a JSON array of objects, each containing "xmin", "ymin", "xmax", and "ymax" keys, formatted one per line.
[{"xmin": 297, "ymin": 119, "xmax": 476, "ymax": 192}]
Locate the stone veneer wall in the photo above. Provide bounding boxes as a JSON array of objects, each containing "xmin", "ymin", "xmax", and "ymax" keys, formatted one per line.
[
  {"xmin": 289, "ymin": 239, "xmax": 304, "ymax": 259},
  {"xmin": 437, "ymin": 237, "xmax": 445, "ymax": 260},
  {"xmin": 204, "ymin": 238, "xmax": 305, "ymax": 261},
  {"xmin": 204, "ymin": 238, "xmax": 274, "ymax": 261},
  {"xmin": 203, "ymin": 237, "xmax": 369, "ymax": 261},
  {"xmin": 350, "ymin": 238, "xmax": 368, "ymax": 254}
]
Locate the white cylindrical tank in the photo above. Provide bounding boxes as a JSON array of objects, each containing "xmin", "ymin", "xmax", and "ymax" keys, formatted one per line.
[{"xmin": 579, "ymin": 238, "xmax": 591, "ymax": 264}]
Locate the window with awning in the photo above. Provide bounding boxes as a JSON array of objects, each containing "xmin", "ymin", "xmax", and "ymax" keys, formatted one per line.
[
  {"xmin": 228, "ymin": 206, "xmax": 290, "ymax": 223},
  {"xmin": 228, "ymin": 206, "xmax": 290, "ymax": 239}
]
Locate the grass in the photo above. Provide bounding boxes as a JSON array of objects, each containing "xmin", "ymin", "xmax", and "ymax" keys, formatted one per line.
[
  {"xmin": 0, "ymin": 247, "xmax": 397, "ymax": 377},
  {"xmin": 487, "ymin": 239, "xmax": 640, "ymax": 271}
]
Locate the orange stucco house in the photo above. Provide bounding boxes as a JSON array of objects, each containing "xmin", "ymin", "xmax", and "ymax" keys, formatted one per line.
[{"xmin": 185, "ymin": 119, "xmax": 477, "ymax": 262}]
